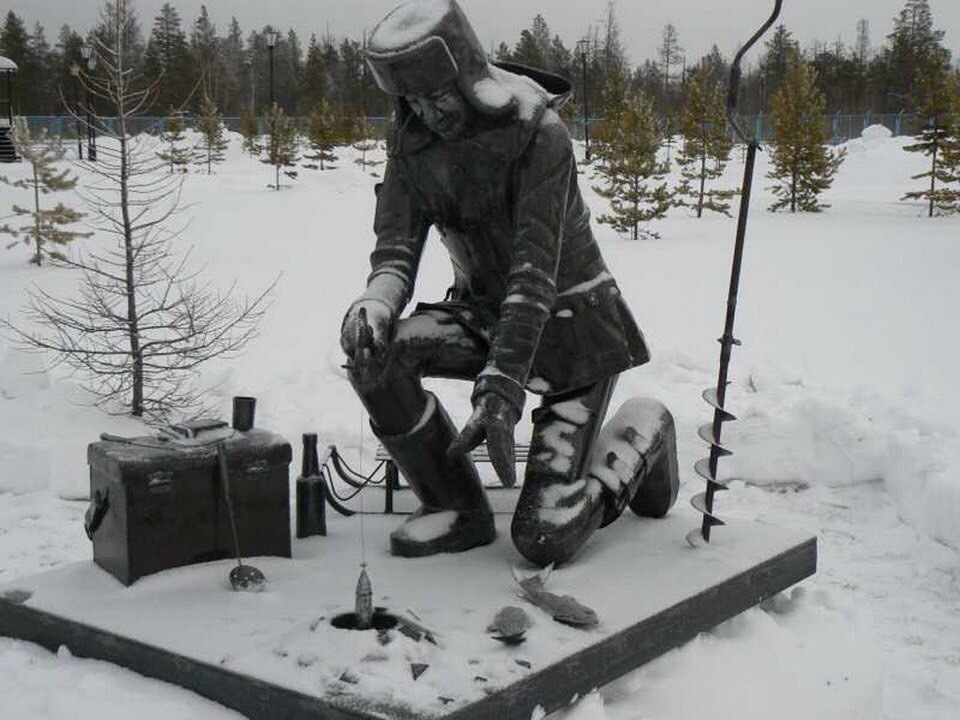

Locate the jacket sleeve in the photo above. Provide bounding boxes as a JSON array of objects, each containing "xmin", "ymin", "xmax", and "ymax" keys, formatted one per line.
[
  {"xmin": 472, "ymin": 116, "xmax": 574, "ymax": 412},
  {"xmin": 363, "ymin": 157, "xmax": 430, "ymax": 315}
]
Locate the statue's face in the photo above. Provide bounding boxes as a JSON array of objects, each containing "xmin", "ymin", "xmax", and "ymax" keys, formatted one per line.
[{"xmin": 406, "ymin": 83, "xmax": 470, "ymax": 139}]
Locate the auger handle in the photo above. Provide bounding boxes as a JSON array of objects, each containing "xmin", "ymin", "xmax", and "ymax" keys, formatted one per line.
[{"xmin": 727, "ymin": 0, "xmax": 784, "ymax": 144}]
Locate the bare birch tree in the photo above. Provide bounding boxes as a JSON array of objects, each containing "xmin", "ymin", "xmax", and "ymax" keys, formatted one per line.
[{"xmin": 5, "ymin": 0, "xmax": 273, "ymax": 420}]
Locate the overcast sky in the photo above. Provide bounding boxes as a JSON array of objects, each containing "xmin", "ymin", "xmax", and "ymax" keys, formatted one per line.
[{"xmin": 8, "ymin": 0, "xmax": 960, "ymax": 65}]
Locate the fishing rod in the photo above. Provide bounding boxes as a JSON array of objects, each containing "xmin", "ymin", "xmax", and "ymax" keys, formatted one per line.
[{"xmin": 689, "ymin": 0, "xmax": 784, "ymax": 546}]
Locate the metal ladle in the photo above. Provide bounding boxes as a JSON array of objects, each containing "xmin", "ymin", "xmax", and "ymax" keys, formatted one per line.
[{"xmin": 217, "ymin": 442, "xmax": 266, "ymax": 591}]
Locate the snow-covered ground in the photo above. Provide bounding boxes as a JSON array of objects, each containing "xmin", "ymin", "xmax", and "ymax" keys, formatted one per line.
[{"xmin": 0, "ymin": 125, "xmax": 958, "ymax": 719}]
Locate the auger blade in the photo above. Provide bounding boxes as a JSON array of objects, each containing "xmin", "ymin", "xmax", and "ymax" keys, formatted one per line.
[
  {"xmin": 691, "ymin": 493, "xmax": 727, "ymax": 523},
  {"xmin": 694, "ymin": 458, "xmax": 734, "ymax": 488},
  {"xmin": 697, "ymin": 423, "xmax": 732, "ymax": 455},
  {"xmin": 702, "ymin": 387, "xmax": 736, "ymax": 421}
]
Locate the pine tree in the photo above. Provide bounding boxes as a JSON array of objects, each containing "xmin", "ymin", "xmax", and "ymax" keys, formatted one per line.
[
  {"xmin": 658, "ymin": 23, "xmax": 683, "ymax": 116},
  {"xmin": 301, "ymin": 34, "xmax": 327, "ymax": 111},
  {"xmin": 190, "ymin": 5, "xmax": 224, "ymax": 110},
  {"xmin": 1, "ymin": 12, "xmax": 32, "ymax": 110},
  {"xmin": 676, "ymin": 65, "xmax": 737, "ymax": 217},
  {"xmin": 884, "ymin": 0, "xmax": 951, "ymax": 111},
  {"xmin": 352, "ymin": 112, "xmax": 382, "ymax": 173},
  {"xmin": 762, "ymin": 25, "xmax": 800, "ymax": 107},
  {"xmin": 592, "ymin": 61, "xmax": 630, "ymax": 161},
  {"xmin": 262, "ymin": 103, "xmax": 299, "ymax": 190},
  {"xmin": 593, "ymin": 73, "xmax": 671, "ymax": 240},
  {"xmin": 157, "ymin": 106, "xmax": 194, "ymax": 173},
  {"xmin": 333, "ymin": 105, "xmax": 359, "ymax": 146},
  {"xmin": 512, "ymin": 15, "xmax": 551, "ymax": 69},
  {"xmin": 902, "ymin": 63, "xmax": 957, "ymax": 216},
  {"xmin": 302, "ymin": 99, "xmax": 337, "ymax": 170},
  {"xmin": 195, "ymin": 94, "xmax": 228, "ymax": 174},
  {"xmin": 221, "ymin": 18, "xmax": 245, "ymax": 117},
  {"xmin": 144, "ymin": 3, "xmax": 193, "ymax": 113},
  {"xmin": 240, "ymin": 108, "xmax": 261, "ymax": 156},
  {"xmin": 0, "ymin": 119, "xmax": 90, "ymax": 266},
  {"xmin": 766, "ymin": 62, "xmax": 846, "ymax": 213},
  {"xmin": 936, "ymin": 72, "xmax": 960, "ymax": 215}
]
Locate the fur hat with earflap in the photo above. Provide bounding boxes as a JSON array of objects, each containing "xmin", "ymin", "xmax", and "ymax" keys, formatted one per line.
[{"xmin": 365, "ymin": 0, "xmax": 571, "ymax": 120}]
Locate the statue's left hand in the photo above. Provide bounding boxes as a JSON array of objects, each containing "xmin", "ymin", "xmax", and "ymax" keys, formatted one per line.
[{"xmin": 448, "ymin": 393, "xmax": 519, "ymax": 487}]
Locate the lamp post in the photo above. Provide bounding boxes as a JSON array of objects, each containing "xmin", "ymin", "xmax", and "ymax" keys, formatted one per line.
[
  {"xmin": 266, "ymin": 30, "xmax": 280, "ymax": 109},
  {"xmin": 80, "ymin": 42, "xmax": 97, "ymax": 162},
  {"xmin": 70, "ymin": 62, "xmax": 83, "ymax": 160},
  {"xmin": 576, "ymin": 40, "xmax": 591, "ymax": 162}
]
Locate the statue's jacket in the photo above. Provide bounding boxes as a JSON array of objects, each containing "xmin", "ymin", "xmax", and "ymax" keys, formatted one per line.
[{"xmin": 367, "ymin": 66, "xmax": 650, "ymax": 405}]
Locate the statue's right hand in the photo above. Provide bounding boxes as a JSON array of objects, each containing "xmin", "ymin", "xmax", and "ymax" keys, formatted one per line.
[{"xmin": 340, "ymin": 298, "xmax": 394, "ymax": 386}]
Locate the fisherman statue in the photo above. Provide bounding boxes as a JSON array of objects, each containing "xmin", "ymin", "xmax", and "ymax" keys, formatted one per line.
[{"xmin": 341, "ymin": 0, "xmax": 679, "ymax": 566}]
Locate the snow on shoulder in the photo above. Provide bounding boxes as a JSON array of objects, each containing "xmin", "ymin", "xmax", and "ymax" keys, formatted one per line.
[{"xmin": 370, "ymin": 0, "xmax": 450, "ymax": 51}]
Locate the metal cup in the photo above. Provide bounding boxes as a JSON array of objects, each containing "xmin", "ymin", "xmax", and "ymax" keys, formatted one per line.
[{"xmin": 232, "ymin": 396, "xmax": 256, "ymax": 432}]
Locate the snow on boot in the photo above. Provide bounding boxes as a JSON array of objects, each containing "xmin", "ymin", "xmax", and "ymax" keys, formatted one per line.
[
  {"xmin": 375, "ymin": 393, "xmax": 496, "ymax": 558},
  {"xmin": 511, "ymin": 473, "xmax": 607, "ymax": 567},
  {"xmin": 585, "ymin": 398, "xmax": 679, "ymax": 527},
  {"xmin": 511, "ymin": 384, "xmax": 616, "ymax": 567}
]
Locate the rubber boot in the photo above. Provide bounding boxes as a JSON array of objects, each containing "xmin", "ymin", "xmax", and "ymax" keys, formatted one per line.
[
  {"xmin": 511, "ymin": 474, "xmax": 607, "ymax": 567},
  {"xmin": 511, "ymin": 379, "xmax": 617, "ymax": 567},
  {"xmin": 375, "ymin": 393, "xmax": 496, "ymax": 557},
  {"xmin": 591, "ymin": 399, "xmax": 680, "ymax": 527},
  {"xmin": 627, "ymin": 408, "xmax": 679, "ymax": 519}
]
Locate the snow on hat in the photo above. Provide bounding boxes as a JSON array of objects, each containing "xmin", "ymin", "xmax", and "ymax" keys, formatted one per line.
[{"xmin": 366, "ymin": 0, "xmax": 516, "ymax": 116}]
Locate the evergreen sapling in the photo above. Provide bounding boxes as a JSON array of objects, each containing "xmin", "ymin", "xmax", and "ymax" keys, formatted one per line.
[
  {"xmin": 262, "ymin": 103, "xmax": 300, "ymax": 191},
  {"xmin": 593, "ymin": 72, "xmax": 671, "ymax": 240},
  {"xmin": 240, "ymin": 107, "xmax": 261, "ymax": 156},
  {"xmin": 195, "ymin": 93, "xmax": 228, "ymax": 174},
  {"xmin": 676, "ymin": 65, "xmax": 737, "ymax": 217},
  {"xmin": 902, "ymin": 65, "xmax": 958, "ymax": 216},
  {"xmin": 936, "ymin": 72, "xmax": 960, "ymax": 214},
  {"xmin": 766, "ymin": 61, "xmax": 845, "ymax": 212},
  {"xmin": 302, "ymin": 99, "xmax": 338, "ymax": 171},
  {"xmin": 352, "ymin": 112, "xmax": 382, "ymax": 174},
  {"xmin": 157, "ymin": 106, "xmax": 194, "ymax": 173},
  {"xmin": 0, "ymin": 119, "xmax": 90, "ymax": 265}
]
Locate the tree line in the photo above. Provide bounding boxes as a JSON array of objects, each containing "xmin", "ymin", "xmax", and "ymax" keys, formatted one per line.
[
  {"xmin": 0, "ymin": 1, "xmax": 391, "ymax": 118},
  {"xmin": 1, "ymin": 0, "xmax": 955, "ymax": 121}
]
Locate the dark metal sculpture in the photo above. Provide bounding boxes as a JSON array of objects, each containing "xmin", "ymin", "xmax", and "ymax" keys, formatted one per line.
[
  {"xmin": 219, "ymin": 398, "xmax": 266, "ymax": 591},
  {"xmin": 340, "ymin": 0, "xmax": 677, "ymax": 568},
  {"xmin": 296, "ymin": 433, "xmax": 328, "ymax": 538},
  {"xmin": 689, "ymin": 0, "xmax": 785, "ymax": 547}
]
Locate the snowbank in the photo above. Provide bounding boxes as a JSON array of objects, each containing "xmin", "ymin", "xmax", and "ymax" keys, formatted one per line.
[{"xmin": 0, "ymin": 641, "xmax": 241, "ymax": 719}]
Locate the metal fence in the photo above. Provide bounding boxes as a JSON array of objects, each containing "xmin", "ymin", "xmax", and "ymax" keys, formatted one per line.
[
  {"xmin": 19, "ymin": 115, "xmax": 394, "ymax": 139},
  {"xmin": 567, "ymin": 112, "xmax": 922, "ymax": 145},
  {"xmin": 24, "ymin": 113, "xmax": 922, "ymax": 145}
]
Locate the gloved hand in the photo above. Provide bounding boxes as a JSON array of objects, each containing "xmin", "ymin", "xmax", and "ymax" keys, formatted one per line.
[
  {"xmin": 448, "ymin": 392, "xmax": 520, "ymax": 487},
  {"xmin": 340, "ymin": 298, "xmax": 394, "ymax": 389}
]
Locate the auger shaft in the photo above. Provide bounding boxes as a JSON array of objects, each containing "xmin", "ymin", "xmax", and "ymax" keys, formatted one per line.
[
  {"xmin": 701, "ymin": 141, "xmax": 757, "ymax": 542},
  {"xmin": 693, "ymin": 0, "xmax": 782, "ymax": 545}
]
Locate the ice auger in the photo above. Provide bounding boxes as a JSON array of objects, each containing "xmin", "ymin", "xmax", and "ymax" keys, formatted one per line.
[{"xmin": 688, "ymin": 0, "xmax": 784, "ymax": 547}]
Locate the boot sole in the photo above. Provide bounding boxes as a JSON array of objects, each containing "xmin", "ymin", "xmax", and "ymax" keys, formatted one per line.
[{"xmin": 629, "ymin": 419, "xmax": 680, "ymax": 519}]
